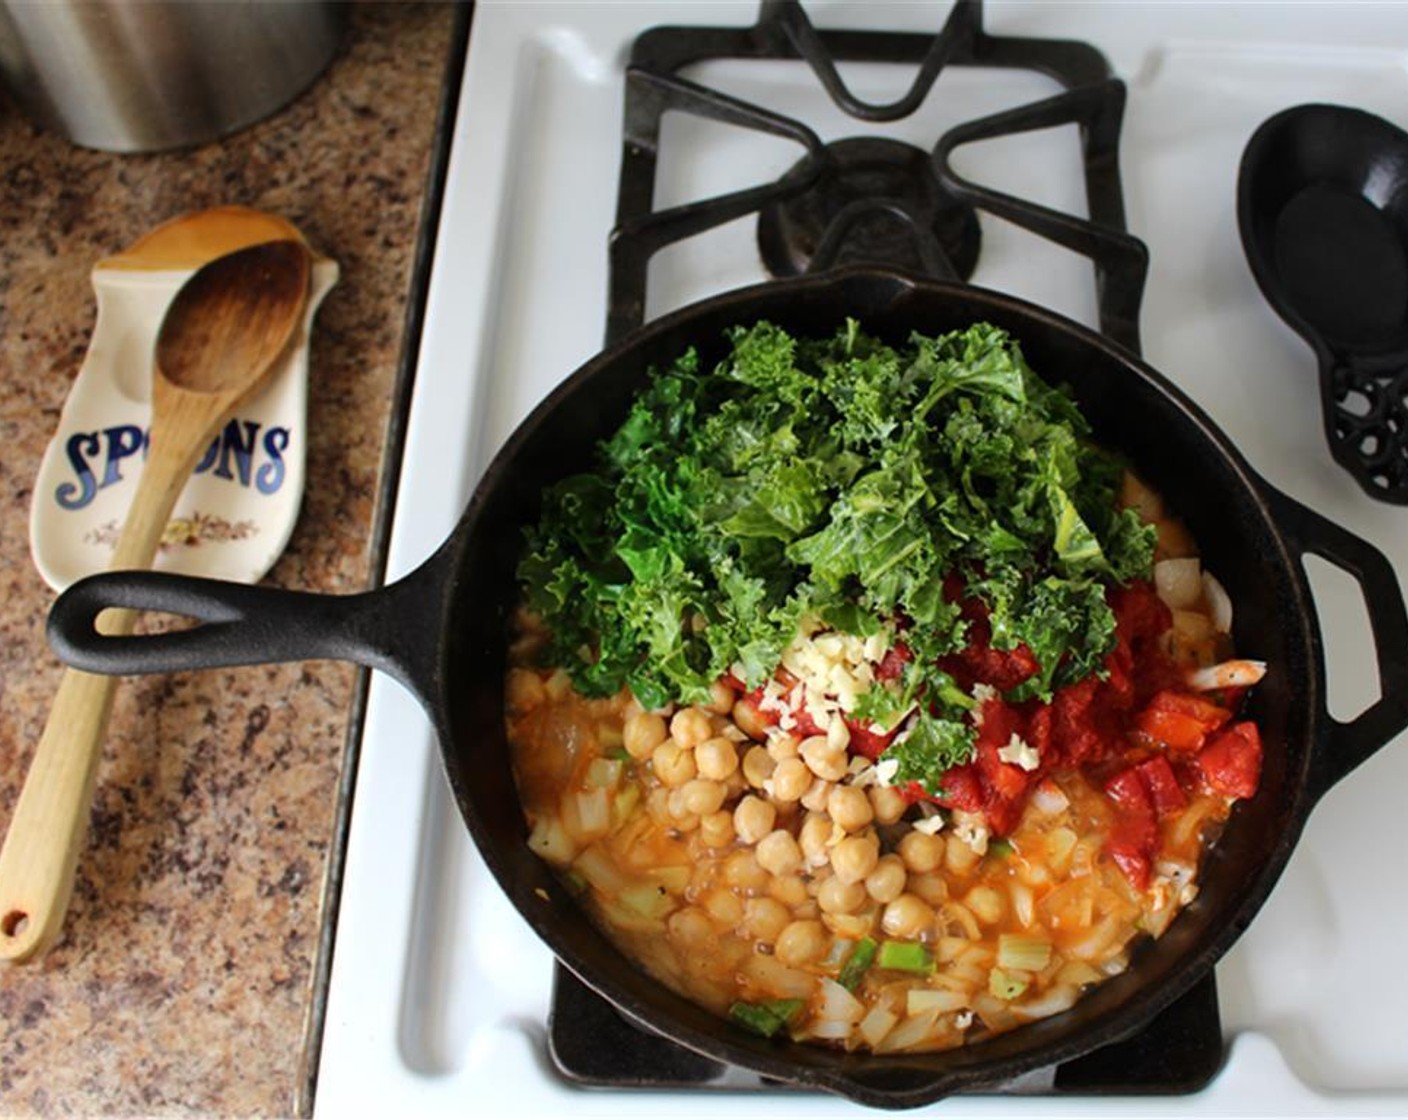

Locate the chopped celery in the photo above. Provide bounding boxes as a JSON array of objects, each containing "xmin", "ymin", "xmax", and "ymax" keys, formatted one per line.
[
  {"xmin": 996, "ymin": 934, "xmax": 1052, "ymax": 972},
  {"xmin": 838, "ymin": 937, "xmax": 878, "ymax": 991},
  {"xmin": 877, "ymin": 940, "xmax": 933, "ymax": 974},
  {"xmin": 618, "ymin": 883, "xmax": 673, "ymax": 920},
  {"xmin": 728, "ymin": 998, "xmax": 804, "ymax": 1038},
  {"xmin": 988, "ymin": 967, "xmax": 1031, "ymax": 1000}
]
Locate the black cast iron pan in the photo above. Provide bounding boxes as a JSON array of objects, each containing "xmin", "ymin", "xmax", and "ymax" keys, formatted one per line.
[{"xmin": 47, "ymin": 268, "xmax": 1408, "ymax": 1108}]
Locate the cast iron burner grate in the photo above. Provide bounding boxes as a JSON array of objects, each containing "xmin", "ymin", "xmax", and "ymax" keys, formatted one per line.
[{"xmin": 554, "ymin": 0, "xmax": 1221, "ymax": 1098}]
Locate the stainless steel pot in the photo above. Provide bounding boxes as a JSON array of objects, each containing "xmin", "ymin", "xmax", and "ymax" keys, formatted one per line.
[{"xmin": 0, "ymin": 1, "xmax": 346, "ymax": 152}]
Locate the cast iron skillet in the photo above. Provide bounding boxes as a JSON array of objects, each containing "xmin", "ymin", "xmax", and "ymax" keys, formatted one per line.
[{"xmin": 48, "ymin": 268, "xmax": 1408, "ymax": 1108}]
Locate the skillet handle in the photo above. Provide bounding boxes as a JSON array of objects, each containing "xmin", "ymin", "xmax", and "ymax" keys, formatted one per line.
[
  {"xmin": 1265, "ymin": 486, "xmax": 1408, "ymax": 798},
  {"xmin": 45, "ymin": 550, "xmax": 453, "ymax": 709}
]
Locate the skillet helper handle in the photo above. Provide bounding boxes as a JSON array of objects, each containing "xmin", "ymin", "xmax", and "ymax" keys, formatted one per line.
[
  {"xmin": 1265, "ymin": 486, "xmax": 1408, "ymax": 797},
  {"xmin": 46, "ymin": 564, "xmax": 448, "ymax": 702}
]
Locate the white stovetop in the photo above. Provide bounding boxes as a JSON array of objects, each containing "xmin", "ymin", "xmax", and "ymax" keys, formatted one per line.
[{"xmin": 315, "ymin": 4, "xmax": 1408, "ymax": 1117}]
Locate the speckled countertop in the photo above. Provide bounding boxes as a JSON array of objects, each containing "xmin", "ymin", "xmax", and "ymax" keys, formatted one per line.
[{"xmin": 0, "ymin": 5, "xmax": 458, "ymax": 1115}]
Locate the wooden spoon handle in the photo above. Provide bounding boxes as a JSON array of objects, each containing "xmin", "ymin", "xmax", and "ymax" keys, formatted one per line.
[
  {"xmin": 0, "ymin": 406, "xmax": 208, "ymax": 964},
  {"xmin": 0, "ymin": 666, "xmax": 126, "ymax": 962}
]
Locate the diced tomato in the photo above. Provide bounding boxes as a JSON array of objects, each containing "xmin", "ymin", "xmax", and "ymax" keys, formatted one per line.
[
  {"xmin": 1107, "ymin": 812, "xmax": 1158, "ymax": 891},
  {"xmin": 1053, "ymin": 673, "xmax": 1115, "ymax": 772},
  {"xmin": 1135, "ymin": 754, "xmax": 1189, "ymax": 817},
  {"xmin": 791, "ymin": 704, "xmax": 824, "ymax": 738},
  {"xmin": 921, "ymin": 763, "xmax": 983, "ymax": 812},
  {"xmin": 984, "ymin": 794, "xmax": 1026, "ymax": 838},
  {"xmin": 1104, "ymin": 767, "xmax": 1152, "ymax": 815},
  {"xmin": 1197, "ymin": 721, "xmax": 1263, "ymax": 800},
  {"xmin": 874, "ymin": 642, "xmax": 912, "ymax": 681},
  {"xmin": 844, "ymin": 718, "xmax": 895, "ymax": 761},
  {"xmin": 1134, "ymin": 690, "xmax": 1232, "ymax": 751},
  {"xmin": 1110, "ymin": 580, "xmax": 1173, "ymax": 644}
]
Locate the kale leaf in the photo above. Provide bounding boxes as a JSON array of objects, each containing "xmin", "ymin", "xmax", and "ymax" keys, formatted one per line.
[{"xmin": 517, "ymin": 320, "xmax": 1154, "ymax": 789}]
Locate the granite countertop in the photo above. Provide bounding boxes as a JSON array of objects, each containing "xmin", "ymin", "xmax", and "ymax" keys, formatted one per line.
[{"xmin": 0, "ymin": 5, "xmax": 457, "ymax": 1115}]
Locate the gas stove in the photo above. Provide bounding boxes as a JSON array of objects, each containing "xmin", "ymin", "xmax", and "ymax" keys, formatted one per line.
[{"xmin": 314, "ymin": 3, "xmax": 1408, "ymax": 1116}]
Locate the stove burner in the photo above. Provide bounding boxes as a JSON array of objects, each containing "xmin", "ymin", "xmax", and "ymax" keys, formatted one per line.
[{"xmin": 757, "ymin": 137, "xmax": 980, "ymax": 279}]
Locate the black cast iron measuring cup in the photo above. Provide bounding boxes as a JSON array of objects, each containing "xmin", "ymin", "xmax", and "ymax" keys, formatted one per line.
[
  {"xmin": 34, "ymin": 271, "xmax": 1408, "ymax": 1106},
  {"xmin": 1239, "ymin": 102, "xmax": 1408, "ymax": 502}
]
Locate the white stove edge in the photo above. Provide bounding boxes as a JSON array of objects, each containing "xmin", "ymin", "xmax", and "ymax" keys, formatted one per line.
[{"xmin": 315, "ymin": 4, "xmax": 1408, "ymax": 1117}]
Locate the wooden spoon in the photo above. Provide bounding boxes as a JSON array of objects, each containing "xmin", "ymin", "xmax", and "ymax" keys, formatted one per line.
[{"xmin": 0, "ymin": 239, "xmax": 312, "ymax": 963}]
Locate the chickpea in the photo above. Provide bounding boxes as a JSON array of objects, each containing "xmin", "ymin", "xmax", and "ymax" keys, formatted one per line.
[
  {"xmin": 898, "ymin": 829, "xmax": 945, "ymax": 874},
  {"xmin": 741, "ymin": 745, "xmax": 776, "ymax": 789},
  {"xmin": 881, "ymin": 893, "xmax": 936, "ymax": 940},
  {"xmin": 768, "ymin": 874, "xmax": 808, "ymax": 908},
  {"xmin": 652, "ymin": 741, "xmax": 697, "ymax": 788},
  {"xmin": 505, "ymin": 668, "xmax": 545, "ymax": 712},
  {"xmin": 826, "ymin": 785, "xmax": 874, "ymax": 833},
  {"xmin": 864, "ymin": 854, "xmax": 907, "ymax": 904},
  {"xmin": 869, "ymin": 783, "xmax": 907, "ymax": 825},
  {"xmin": 766, "ymin": 733, "xmax": 801, "ymax": 762},
  {"xmin": 907, "ymin": 871, "xmax": 949, "ymax": 906},
  {"xmin": 965, "ymin": 885, "xmax": 1006, "ymax": 927},
  {"xmin": 694, "ymin": 736, "xmax": 739, "ymax": 781},
  {"xmin": 742, "ymin": 896, "xmax": 792, "ymax": 943},
  {"xmin": 670, "ymin": 707, "xmax": 714, "ymax": 750},
  {"xmin": 769, "ymin": 757, "xmax": 812, "ymax": 803},
  {"xmin": 800, "ymin": 777, "xmax": 834, "ymax": 812},
  {"xmin": 699, "ymin": 810, "xmax": 735, "ymax": 849},
  {"xmin": 755, "ymin": 829, "xmax": 803, "ymax": 877},
  {"xmin": 799, "ymin": 735, "xmax": 848, "ymax": 782},
  {"xmin": 945, "ymin": 837, "xmax": 982, "ymax": 877},
  {"xmin": 732, "ymin": 696, "xmax": 772, "ymax": 740},
  {"xmin": 724, "ymin": 850, "xmax": 770, "ymax": 892},
  {"xmin": 646, "ymin": 786, "xmax": 672, "ymax": 824},
  {"xmin": 798, "ymin": 812, "xmax": 832, "ymax": 867},
  {"xmin": 627, "ymin": 718, "xmax": 670, "ymax": 760},
  {"xmin": 733, "ymin": 795, "xmax": 777, "ymax": 845},
  {"xmin": 703, "ymin": 888, "xmax": 743, "ymax": 927},
  {"xmin": 665, "ymin": 789, "xmax": 702, "ymax": 830},
  {"xmin": 667, "ymin": 906, "xmax": 716, "ymax": 949},
  {"xmin": 775, "ymin": 919, "xmax": 829, "ymax": 967},
  {"xmin": 830, "ymin": 833, "xmax": 880, "ymax": 884},
  {"xmin": 817, "ymin": 875, "xmax": 868, "ymax": 915},
  {"xmin": 705, "ymin": 679, "xmax": 737, "ymax": 715},
  {"xmin": 679, "ymin": 778, "xmax": 727, "ymax": 817}
]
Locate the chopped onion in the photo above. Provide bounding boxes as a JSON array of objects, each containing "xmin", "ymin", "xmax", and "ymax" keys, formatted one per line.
[
  {"xmin": 572, "ymin": 844, "xmax": 625, "ymax": 894},
  {"xmin": 1186, "ymin": 659, "xmax": 1267, "ymax": 691},
  {"xmin": 1030, "ymin": 780, "xmax": 1070, "ymax": 816},
  {"xmin": 1011, "ymin": 984, "xmax": 1079, "ymax": 1022},
  {"xmin": 805, "ymin": 1018, "xmax": 855, "ymax": 1041},
  {"xmin": 584, "ymin": 757, "xmax": 624, "ymax": 790},
  {"xmin": 1154, "ymin": 557, "xmax": 1203, "ymax": 610},
  {"xmin": 526, "ymin": 815, "xmax": 576, "ymax": 866},
  {"xmin": 572, "ymin": 787, "xmax": 611, "ymax": 838},
  {"xmin": 1202, "ymin": 571, "xmax": 1233, "ymax": 632},
  {"xmin": 817, "ymin": 977, "xmax": 865, "ymax": 1025},
  {"xmin": 1010, "ymin": 881, "xmax": 1035, "ymax": 930},
  {"xmin": 742, "ymin": 953, "xmax": 816, "ymax": 999},
  {"xmin": 875, "ymin": 1010, "xmax": 940, "ymax": 1053},
  {"xmin": 906, "ymin": 988, "xmax": 971, "ymax": 1016},
  {"xmin": 857, "ymin": 1005, "xmax": 899, "ymax": 1049}
]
